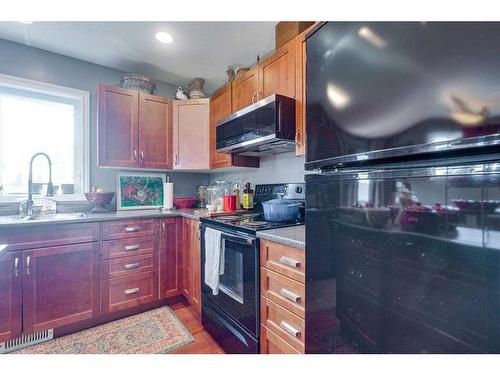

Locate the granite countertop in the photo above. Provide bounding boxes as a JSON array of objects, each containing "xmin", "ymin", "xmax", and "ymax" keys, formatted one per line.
[
  {"xmin": 257, "ymin": 225, "xmax": 305, "ymax": 250},
  {"xmin": 0, "ymin": 208, "xmax": 216, "ymax": 229}
]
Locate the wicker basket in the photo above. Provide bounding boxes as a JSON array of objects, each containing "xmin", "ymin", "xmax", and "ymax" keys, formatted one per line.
[{"xmin": 120, "ymin": 74, "xmax": 157, "ymax": 94}]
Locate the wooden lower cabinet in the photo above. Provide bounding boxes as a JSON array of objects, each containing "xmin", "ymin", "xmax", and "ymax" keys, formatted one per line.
[
  {"xmin": 0, "ymin": 251, "xmax": 22, "ymax": 342},
  {"xmin": 260, "ymin": 296, "xmax": 305, "ymax": 353},
  {"xmin": 181, "ymin": 218, "xmax": 201, "ymax": 315},
  {"xmin": 260, "ymin": 324, "xmax": 301, "ymax": 354},
  {"xmin": 159, "ymin": 218, "xmax": 181, "ymax": 299},
  {"xmin": 101, "ymin": 271, "xmax": 158, "ymax": 314},
  {"xmin": 260, "ymin": 239, "xmax": 306, "ymax": 353},
  {"xmin": 22, "ymin": 243, "xmax": 100, "ymax": 334}
]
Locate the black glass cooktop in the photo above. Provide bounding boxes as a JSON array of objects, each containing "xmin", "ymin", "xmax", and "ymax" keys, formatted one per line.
[{"xmin": 200, "ymin": 213, "xmax": 303, "ymax": 235}]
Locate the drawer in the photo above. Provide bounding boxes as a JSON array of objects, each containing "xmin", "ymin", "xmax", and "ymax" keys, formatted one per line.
[
  {"xmin": 101, "ymin": 236, "xmax": 158, "ymax": 259},
  {"xmin": 260, "ymin": 324, "xmax": 302, "ymax": 354},
  {"xmin": 260, "ymin": 267, "xmax": 305, "ymax": 318},
  {"xmin": 0, "ymin": 222, "xmax": 99, "ymax": 251},
  {"xmin": 260, "ymin": 240, "xmax": 305, "ymax": 283},
  {"xmin": 101, "ymin": 271, "xmax": 158, "ymax": 314},
  {"xmin": 260, "ymin": 296, "xmax": 305, "ymax": 352},
  {"xmin": 102, "ymin": 219, "xmax": 159, "ymax": 240},
  {"xmin": 101, "ymin": 252, "xmax": 158, "ymax": 279}
]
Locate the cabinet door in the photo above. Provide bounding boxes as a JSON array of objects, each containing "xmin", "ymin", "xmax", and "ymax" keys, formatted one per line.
[
  {"xmin": 98, "ymin": 84, "xmax": 139, "ymax": 167},
  {"xmin": 258, "ymin": 44, "xmax": 296, "ymax": 100},
  {"xmin": 181, "ymin": 218, "xmax": 192, "ymax": 299},
  {"xmin": 0, "ymin": 251, "xmax": 22, "ymax": 342},
  {"xmin": 138, "ymin": 93, "xmax": 172, "ymax": 169},
  {"xmin": 172, "ymin": 99, "xmax": 210, "ymax": 170},
  {"xmin": 231, "ymin": 66, "xmax": 259, "ymax": 112},
  {"xmin": 294, "ymin": 30, "xmax": 307, "ymax": 156},
  {"xmin": 210, "ymin": 84, "xmax": 233, "ymax": 169},
  {"xmin": 22, "ymin": 243, "xmax": 100, "ymax": 334},
  {"xmin": 159, "ymin": 218, "xmax": 181, "ymax": 299}
]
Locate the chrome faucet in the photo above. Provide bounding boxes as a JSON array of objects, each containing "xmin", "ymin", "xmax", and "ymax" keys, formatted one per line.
[{"xmin": 25, "ymin": 152, "xmax": 54, "ymax": 216}]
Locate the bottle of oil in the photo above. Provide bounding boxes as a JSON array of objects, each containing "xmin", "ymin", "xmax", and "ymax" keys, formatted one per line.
[
  {"xmin": 242, "ymin": 182, "xmax": 254, "ymax": 210},
  {"xmin": 233, "ymin": 178, "xmax": 241, "ymax": 210}
]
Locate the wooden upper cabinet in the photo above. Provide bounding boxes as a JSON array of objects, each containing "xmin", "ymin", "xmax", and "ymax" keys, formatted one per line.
[
  {"xmin": 98, "ymin": 84, "xmax": 172, "ymax": 169},
  {"xmin": 138, "ymin": 93, "xmax": 172, "ymax": 169},
  {"xmin": 22, "ymin": 243, "xmax": 100, "ymax": 334},
  {"xmin": 258, "ymin": 43, "xmax": 296, "ymax": 100},
  {"xmin": 210, "ymin": 84, "xmax": 233, "ymax": 169},
  {"xmin": 0, "ymin": 251, "xmax": 22, "ymax": 342},
  {"xmin": 294, "ymin": 28, "xmax": 308, "ymax": 156},
  {"xmin": 172, "ymin": 99, "xmax": 210, "ymax": 170},
  {"xmin": 231, "ymin": 66, "xmax": 259, "ymax": 112},
  {"xmin": 98, "ymin": 84, "xmax": 139, "ymax": 168}
]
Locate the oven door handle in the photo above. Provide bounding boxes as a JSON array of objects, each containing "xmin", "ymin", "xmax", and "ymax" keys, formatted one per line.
[{"xmin": 221, "ymin": 233, "xmax": 255, "ymax": 246}]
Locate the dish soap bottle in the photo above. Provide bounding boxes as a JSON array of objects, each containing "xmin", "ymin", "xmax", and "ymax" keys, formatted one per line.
[{"xmin": 242, "ymin": 182, "xmax": 254, "ymax": 210}]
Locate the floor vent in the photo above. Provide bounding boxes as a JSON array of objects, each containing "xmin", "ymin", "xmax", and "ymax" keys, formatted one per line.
[{"xmin": 0, "ymin": 329, "xmax": 53, "ymax": 354}]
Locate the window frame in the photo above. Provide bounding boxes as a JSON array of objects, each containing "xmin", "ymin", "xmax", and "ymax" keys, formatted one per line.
[{"xmin": 0, "ymin": 73, "xmax": 90, "ymax": 199}]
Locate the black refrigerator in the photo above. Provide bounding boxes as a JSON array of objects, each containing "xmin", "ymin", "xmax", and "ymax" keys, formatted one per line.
[{"xmin": 305, "ymin": 22, "xmax": 500, "ymax": 353}]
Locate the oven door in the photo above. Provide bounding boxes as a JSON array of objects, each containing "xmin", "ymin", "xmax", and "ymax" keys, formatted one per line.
[{"xmin": 201, "ymin": 225, "xmax": 259, "ymax": 336}]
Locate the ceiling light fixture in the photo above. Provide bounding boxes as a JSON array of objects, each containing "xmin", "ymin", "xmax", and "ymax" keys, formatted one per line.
[{"xmin": 155, "ymin": 31, "xmax": 173, "ymax": 44}]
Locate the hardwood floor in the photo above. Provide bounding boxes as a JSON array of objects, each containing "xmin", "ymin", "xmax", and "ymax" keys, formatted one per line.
[{"xmin": 170, "ymin": 300, "xmax": 225, "ymax": 354}]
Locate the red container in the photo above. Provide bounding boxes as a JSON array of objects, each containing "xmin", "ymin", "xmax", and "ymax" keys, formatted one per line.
[{"xmin": 223, "ymin": 195, "xmax": 237, "ymax": 212}]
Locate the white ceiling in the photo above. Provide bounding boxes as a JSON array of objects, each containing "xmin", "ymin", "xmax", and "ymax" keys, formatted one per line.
[{"xmin": 0, "ymin": 21, "xmax": 278, "ymax": 93}]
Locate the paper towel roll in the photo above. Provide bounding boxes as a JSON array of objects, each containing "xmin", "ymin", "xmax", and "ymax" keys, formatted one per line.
[{"xmin": 164, "ymin": 182, "xmax": 174, "ymax": 210}]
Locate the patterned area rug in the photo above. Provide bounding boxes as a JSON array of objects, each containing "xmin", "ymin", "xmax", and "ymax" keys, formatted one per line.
[{"xmin": 14, "ymin": 306, "xmax": 194, "ymax": 354}]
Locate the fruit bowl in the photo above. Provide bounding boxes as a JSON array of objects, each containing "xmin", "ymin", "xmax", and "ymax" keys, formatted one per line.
[
  {"xmin": 84, "ymin": 192, "xmax": 115, "ymax": 213},
  {"xmin": 174, "ymin": 196, "xmax": 198, "ymax": 209}
]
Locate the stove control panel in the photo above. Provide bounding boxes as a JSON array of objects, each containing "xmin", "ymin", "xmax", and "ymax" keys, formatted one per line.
[{"xmin": 254, "ymin": 183, "xmax": 305, "ymax": 202}]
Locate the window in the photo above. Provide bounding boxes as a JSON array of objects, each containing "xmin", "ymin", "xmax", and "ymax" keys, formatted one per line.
[{"xmin": 0, "ymin": 74, "xmax": 89, "ymax": 197}]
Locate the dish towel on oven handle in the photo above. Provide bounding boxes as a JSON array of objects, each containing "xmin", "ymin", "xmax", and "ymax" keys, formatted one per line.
[{"xmin": 204, "ymin": 227, "xmax": 224, "ymax": 295}]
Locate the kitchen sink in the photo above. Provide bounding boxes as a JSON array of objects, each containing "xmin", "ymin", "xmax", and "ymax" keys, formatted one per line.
[{"xmin": 0, "ymin": 212, "xmax": 87, "ymax": 224}]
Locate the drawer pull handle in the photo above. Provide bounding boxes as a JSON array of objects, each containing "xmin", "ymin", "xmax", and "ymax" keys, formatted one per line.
[
  {"xmin": 124, "ymin": 262, "xmax": 140, "ymax": 270},
  {"xmin": 125, "ymin": 227, "xmax": 140, "ymax": 232},
  {"xmin": 26, "ymin": 256, "xmax": 31, "ymax": 276},
  {"xmin": 279, "ymin": 256, "xmax": 300, "ymax": 268},
  {"xmin": 14, "ymin": 257, "xmax": 20, "ymax": 277},
  {"xmin": 280, "ymin": 288, "xmax": 301, "ymax": 302},
  {"xmin": 124, "ymin": 245, "xmax": 140, "ymax": 251},
  {"xmin": 280, "ymin": 321, "xmax": 301, "ymax": 338},
  {"xmin": 124, "ymin": 287, "xmax": 140, "ymax": 295}
]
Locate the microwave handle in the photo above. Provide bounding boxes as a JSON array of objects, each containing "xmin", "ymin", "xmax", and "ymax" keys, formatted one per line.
[
  {"xmin": 276, "ymin": 99, "xmax": 282, "ymax": 135},
  {"xmin": 222, "ymin": 233, "xmax": 255, "ymax": 246}
]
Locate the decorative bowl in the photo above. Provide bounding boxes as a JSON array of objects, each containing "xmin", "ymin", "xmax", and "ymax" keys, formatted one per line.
[
  {"xmin": 120, "ymin": 73, "xmax": 156, "ymax": 94},
  {"xmin": 174, "ymin": 196, "xmax": 198, "ymax": 209},
  {"xmin": 84, "ymin": 192, "xmax": 115, "ymax": 213}
]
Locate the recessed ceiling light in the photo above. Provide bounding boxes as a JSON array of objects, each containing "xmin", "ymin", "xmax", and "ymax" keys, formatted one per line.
[
  {"xmin": 17, "ymin": 21, "xmax": 34, "ymax": 25},
  {"xmin": 155, "ymin": 31, "xmax": 173, "ymax": 44}
]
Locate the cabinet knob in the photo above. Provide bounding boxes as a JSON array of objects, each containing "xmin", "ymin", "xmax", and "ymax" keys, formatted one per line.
[{"xmin": 140, "ymin": 150, "xmax": 145, "ymax": 162}]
